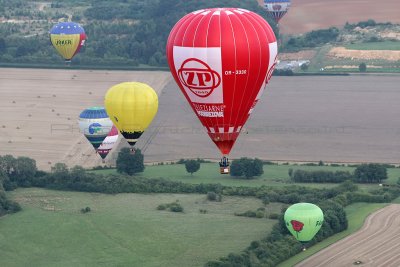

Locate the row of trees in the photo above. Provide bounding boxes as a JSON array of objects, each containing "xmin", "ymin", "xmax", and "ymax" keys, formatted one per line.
[
  {"xmin": 290, "ymin": 163, "xmax": 388, "ymax": 183},
  {"xmin": 282, "ymin": 27, "xmax": 340, "ymax": 52}
]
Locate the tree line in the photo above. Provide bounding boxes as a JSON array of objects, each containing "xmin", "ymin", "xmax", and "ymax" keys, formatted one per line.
[{"xmin": 290, "ymin": 163, "xmax": 388, "ymax": 183}]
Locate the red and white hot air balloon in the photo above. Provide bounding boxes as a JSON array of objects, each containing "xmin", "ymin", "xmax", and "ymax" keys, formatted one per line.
[
  {"xmin": 166, "ymin": 8, "xmax": 277, "ymax": 173},
  {"xmin": 97, "ymin": 125, "xmax": 119, "ymax": 162}
]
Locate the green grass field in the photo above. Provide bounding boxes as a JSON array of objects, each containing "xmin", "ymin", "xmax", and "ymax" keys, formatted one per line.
[
  {"xmin": 92, "ymin": 163, "xmax": 400, "ymax": 189},
  {"xmin": 1, "ymin": 188, "xmax": 280, "ymax": 267},
  {"xmin": 3, "ymin": 162, "xmax": 399, "ymax": 267},
  {"xmin": 345, "ymin": 41, "xmax": 400, "ymax": 51}
]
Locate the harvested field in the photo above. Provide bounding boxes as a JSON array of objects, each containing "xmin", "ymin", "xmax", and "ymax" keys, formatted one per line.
[
  {"xmin": 328, "ymin": 47, "xmax": 400, "ymax": 61},
  {"xmin": 279, "ymin": 50, "xmax": 317, "ymax": 61},
  {"xmin": 2, "ymin": 68, "xmax": 400, "ymax": 168},
  {"xmin": 279, "ymin": 0, "xmax": 400, "ymax": 34},
  {"xmin": 0, "ymin": 68, "xmax": 171, "ymax": 170},
  {"xmin": 143, "ymin": 74, "xmax": 400, "ymax": 165},
  {"xmin": 296, "ymin": 204, "xmax": 400, "ymax": 267}
]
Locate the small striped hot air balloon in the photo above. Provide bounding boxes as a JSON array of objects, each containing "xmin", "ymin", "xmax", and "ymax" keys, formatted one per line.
[
  {"xmin": 50, "ymin": 22, "xmax": 86, "ymax": 62},
  {"xmin": 78, "ymin": 107, "xmax": 113, "ymax": 151},
  {"xmin": 262, "ymin": 0, "xmax": 291, "ymax": 24},
  {"xmin": 97, "ymin": 125, "xmax": 119, "ymax": 162}
]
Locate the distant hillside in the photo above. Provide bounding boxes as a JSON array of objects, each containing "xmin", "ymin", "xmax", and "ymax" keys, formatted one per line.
[
  {"xmin": 280, "ymin": 0, "xmax": 400, "ymax": 34},
  {"xmin": 278, "ymin": 21, "xmax": 400, "ymax": 73},
  {"xmin": 0, "ymin": 0, "xmax": 277, "ymax": 69}
]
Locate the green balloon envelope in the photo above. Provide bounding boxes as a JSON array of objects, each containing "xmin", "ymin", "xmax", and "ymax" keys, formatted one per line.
[{"xmin": 284, "ymin": 203, "xmax": 324, "ymax": 242}]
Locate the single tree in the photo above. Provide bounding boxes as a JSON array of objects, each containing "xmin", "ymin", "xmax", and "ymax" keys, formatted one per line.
[
  {"xmin": 185, "ymin": 159, "xmax": 200, "ymax": 175},
  {"xmin": 300, "ymin": 63, "xmax": 309, "ymax": 71},
  {"xmin": 0, "ymin": 38, "xmax": 6, "ymax": 54},
  {"xmin": 116, "ymin": 148, "xmax": 145, "ymax": 175},
  {"xmin": 13, "ymin": 156, "xmax": 37, "ymax": 187},
  {"xmin": 230, "ymin": 159, "xmax": 243, "ymax": 177},
  {"xmin": 359, "ymin": 63, "xmax": 367, "ymax": 72}
]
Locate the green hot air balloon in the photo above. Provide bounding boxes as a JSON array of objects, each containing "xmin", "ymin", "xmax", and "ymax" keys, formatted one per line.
[{"xmin": 284, "ymin": 203, "xmax": 324, "ymax": 242}]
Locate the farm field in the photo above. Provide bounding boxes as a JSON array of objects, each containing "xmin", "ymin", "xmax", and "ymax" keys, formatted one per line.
[
  {"xmin": 345, "ymin": 41, "xmax": 400, "ymax": 51},
  {"xmin": 1, "ymin": 188, "xmax": 278, "ymax": 267},
  {"xmin": 278, "ymin": 202, "xmax": 388, "ymax": 267},
  {"xmin": 279, "ymin": 0, "xmax": 400, "ymax": 34},
  {"xmin": 0, "ymin": 68, "xmax": 171, "ymax": 170},
  {"xmin": 2, "ymin": 69, "xmax": 400, "ymax": 167},
  {"xmin": 143, "ymin": 74, "xmax": 400, "ymax": 165},
  {"xmin": 294, "ymin": 204, "xmax": 400, "ymax": 267},
  {"xmin": 2, "ymin": 188, "xmax": 392, "ymax": 267}
]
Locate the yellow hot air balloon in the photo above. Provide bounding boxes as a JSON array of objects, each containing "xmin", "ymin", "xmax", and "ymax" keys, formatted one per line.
[
  {"xmin": 49, "ymin": 22, "xmax": 86, "ymax": 62},
  {"xmin": 104, "ymin": 82, "xmax": 158, "ymax": 148}
]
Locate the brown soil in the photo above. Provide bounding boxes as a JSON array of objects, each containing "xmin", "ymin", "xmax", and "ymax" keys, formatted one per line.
[
  {"xmin": 277, "ymin": 0, "xmax": 400, "ymax": 34},
  {"xmin": 328, "ymin": 47, "xmax": 400, "ymax": 61},
  {"xmin": 279, "ymin": 50, "xmax": 316, "ymax": 60}
]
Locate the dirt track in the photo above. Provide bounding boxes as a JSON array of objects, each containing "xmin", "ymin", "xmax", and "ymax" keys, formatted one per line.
[{"xmin": 296, "ymin": 204, "xmax": 400, "ymax": 267}]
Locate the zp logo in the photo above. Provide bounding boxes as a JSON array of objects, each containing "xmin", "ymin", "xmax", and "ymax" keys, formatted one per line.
[{"xmin": 178, "ymin": 58, "xmax": 221, "ymax": 98}]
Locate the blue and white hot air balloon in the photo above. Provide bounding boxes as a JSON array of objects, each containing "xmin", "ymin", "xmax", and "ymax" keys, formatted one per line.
[{"xmin": 78, "ymin": 107, "xmax": 113, "ymax": 150}]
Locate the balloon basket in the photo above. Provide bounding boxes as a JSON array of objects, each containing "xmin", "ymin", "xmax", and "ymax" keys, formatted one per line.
[{"xmin": 220, "ymin": 166, "xmax": 230, "ymax": 174}]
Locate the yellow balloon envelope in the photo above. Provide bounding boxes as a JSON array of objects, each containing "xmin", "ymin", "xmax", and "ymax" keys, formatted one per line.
[{"xmin": 104, "ymin": 82, "xmax": 158, "ymax": 147}]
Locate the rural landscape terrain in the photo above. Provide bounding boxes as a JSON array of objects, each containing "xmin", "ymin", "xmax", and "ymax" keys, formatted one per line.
[{"xmin": 1, "ymin": 0, "xmax": 400, "ymax": 267}]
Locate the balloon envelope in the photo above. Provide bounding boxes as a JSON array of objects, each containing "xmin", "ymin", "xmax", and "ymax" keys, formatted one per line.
[
  {"xmin": 97, "ymin": 125, "xmax": 119, "ymax": 159},
  {"xmin": 166, "ymin": 8, "xmax": 277, "ymax": 155},
  {"xmin": 104, "ymin": 82, "xmax": 159, "ymax": 147},
  {"xmin": 284, "ymin": 203, "xmax": 324, "ymax": 242},
  {"xmin": 50, "ymin": 22, "xmax": 86, "ymax": 61},
  {"xmin": 78, "ymin": 107, "xmax": 113, "ymax": 149},
  {"xmin": 262, "ymin": 0, "xmax": 291, "ymax": 23}
]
